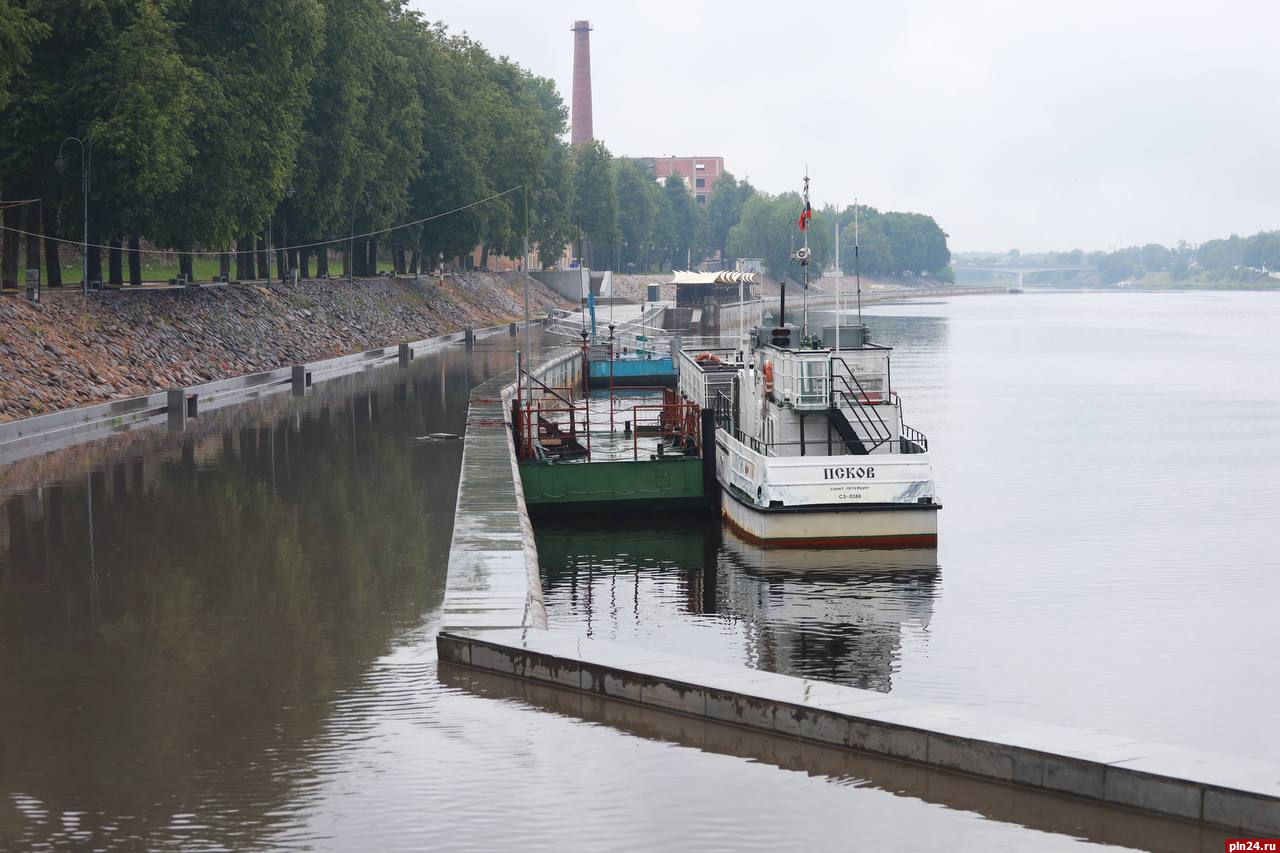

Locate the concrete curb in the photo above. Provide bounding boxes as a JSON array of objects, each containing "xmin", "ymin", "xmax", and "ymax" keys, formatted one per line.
[{"xmin": 438, "ymin": 628, "xmax": 1280, "ymax": 835}]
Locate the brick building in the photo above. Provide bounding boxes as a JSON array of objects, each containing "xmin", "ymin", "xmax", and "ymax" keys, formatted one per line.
[{"xmin": 636, "ymin": 156, "xmax": 726, "ymax": 206}]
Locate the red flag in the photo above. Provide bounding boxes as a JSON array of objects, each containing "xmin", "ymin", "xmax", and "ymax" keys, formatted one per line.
[{"xmin": 798, "ymin": 202, "xmax": 812, "ymax": 230}]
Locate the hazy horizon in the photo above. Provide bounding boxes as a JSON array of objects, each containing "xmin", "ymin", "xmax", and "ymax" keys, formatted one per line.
[{"xmin": 410, "ymin": 0, "xmax": 1280, "ymax": 254}]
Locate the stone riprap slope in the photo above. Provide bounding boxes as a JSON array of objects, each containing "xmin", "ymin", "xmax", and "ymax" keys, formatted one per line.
[{"xmin": 0, "ymin": 272, "xmax": 565, "ymax": 421}]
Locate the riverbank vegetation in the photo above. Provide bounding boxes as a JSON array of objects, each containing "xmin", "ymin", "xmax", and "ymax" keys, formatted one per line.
[
  {"xmin": 0, "ymin": 1, "xmax": 953, "ymax": 289},
  {"xmin": 967, "ymin": 229, "xmax": 1280, "ymax": 287}
]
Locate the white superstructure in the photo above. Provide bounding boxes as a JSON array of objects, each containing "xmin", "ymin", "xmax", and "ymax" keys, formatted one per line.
[{"xmin": 678, "ymin": 324, "xmax": 940, "ymax": 547}]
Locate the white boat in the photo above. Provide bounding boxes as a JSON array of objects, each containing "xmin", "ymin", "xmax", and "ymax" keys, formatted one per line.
[
  {"xmin": 678, "ymin": 327, "xmax": 939, "ymax": 548},
  {"xmin": 675, "ymin": 177, "xmax": 939, "ymax": 548}
]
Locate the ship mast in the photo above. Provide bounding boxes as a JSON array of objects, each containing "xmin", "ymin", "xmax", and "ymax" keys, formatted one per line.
[
  {"xmin": 791, "ymin": 171, "xmax": 813, "ymax": 344},
  {"xmin": 802, "ymin": 171, "xmax": 810, "ymax": 340}
]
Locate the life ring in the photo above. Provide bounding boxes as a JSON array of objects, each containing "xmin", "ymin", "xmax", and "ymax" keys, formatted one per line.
[
  {"xmin": 694, "ymin": 352, "xmax": 722, "ymax": 364},
  {"xmin": 763, "ymin": 359, "xmax": 774, "ymax": 393}
]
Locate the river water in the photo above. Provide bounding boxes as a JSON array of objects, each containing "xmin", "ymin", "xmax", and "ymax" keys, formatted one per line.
[
  {"xmin": 1, "ymin": 292, "xmax": 1270, "ymax": 851},
  {"xmin": 540, "ymin": 290, "xmax": 1280, "ymax": 762}
]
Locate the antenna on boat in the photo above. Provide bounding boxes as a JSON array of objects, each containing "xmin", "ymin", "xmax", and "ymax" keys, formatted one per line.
[
  {"xmin": 835, "ymin": 199, "xmax": 841, "ymax": 355},
  {"xmin": 854, "ymin": 198, "xmax": 863, "ymax": 328}
]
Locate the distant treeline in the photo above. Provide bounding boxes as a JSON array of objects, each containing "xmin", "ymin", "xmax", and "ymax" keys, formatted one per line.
[
  {"xmin": 722, "ymin": 198, "xmax": 952, "ymax": 282},
  {"xmin": 0, "ymin": 0, "xmax": 953, "ymax": 288},
  {"xmin": 973, "ymin": 230, "xmax": 1280, "ymax": 284}
]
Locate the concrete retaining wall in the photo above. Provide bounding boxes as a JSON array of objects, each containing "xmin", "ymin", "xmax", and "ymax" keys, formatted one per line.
[
  {"xmin": 531, "ymin": 269, "xmax": 589, "ymax": 303},
  {"xmin": 439, "ymin": 627, "xmax": 1280, "ymax": 835}
]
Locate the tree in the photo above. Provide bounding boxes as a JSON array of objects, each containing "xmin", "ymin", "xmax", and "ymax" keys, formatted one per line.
[
  {"xmin": 571, "ymin": 139, "xmax": 616, "ymax": 268},
  {"xmin": 406, "ymin": 28, "xmax": 490, "ymax": 267},
  {"xmin": 1140, "ymin": 243, "xmax": 1170, "ymax": 274},
  {"xmin": 0, "ymin": 1, "xmax": 47, "ymax": 112},
  {"xmin": 841, "ymin": 215, "xmax": 893, "ymax": 276},
  {"xmin": 725, "ymin": 191, "xmax": 831, "ymax": 280},
  {"xmin": 705, "ymin": 171, "xmax": 754, "ymax": 261},
  {"xmin": 84, "ymin": 0, "xmax": 198, "ymax": 283},
  {"xmin": 288, "ymin": 0, "xmax": 386, "ymax": 274},
  {"xmin": 664, "ymin": 174, "xmax": 703, "ymax": 269},
  {"xmin": 151, "ymin": 0, "xmax": 323, "ymax": 265},
  {"xmin": 613, "ymin": 158, "xmax": 656, "ymax": 271},
  {"xmin": 1197, "ymin": 235, "xmax": 1244, "ymax": 271},
  {"xmin": 1242, "ymin": 231, "xmax": 1280, "ymax": 272}
]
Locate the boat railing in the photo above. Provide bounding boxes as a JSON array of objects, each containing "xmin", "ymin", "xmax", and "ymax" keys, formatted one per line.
[
  {"xmin": 832, "ymin": 374, "xmax": 895, "ymax": 453},
  {"xmin": 899, "ymin": 422, "xmax": 929, "ymax": 454},
  {"xmin": 627, "ymin": 395, "xmax": 702, "ymax": 460},
  {"xmin": 830, "ymin": 352, "xmax": 891, "ymax": 403},
  {"xmin": 518, "ymin": 386, "xmax": 701, "ymax": 463},
  {"xmin": 677, "ymin": 348, "xmax": 740, "ymax": 408}
]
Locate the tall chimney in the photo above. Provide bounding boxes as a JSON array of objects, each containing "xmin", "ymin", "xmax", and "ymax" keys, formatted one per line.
[{"xmin": 570, "ymin": 20, "xmax": 593, "ymax": 146}]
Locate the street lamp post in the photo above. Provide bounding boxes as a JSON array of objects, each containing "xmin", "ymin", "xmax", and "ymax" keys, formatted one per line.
[
  {"xmin": 283, "ymin": 185, "xmax": 294, "ymax": 282},
  {"xmin": 56, "ymin": 137, "xmax": 91, "ymax": 297}
]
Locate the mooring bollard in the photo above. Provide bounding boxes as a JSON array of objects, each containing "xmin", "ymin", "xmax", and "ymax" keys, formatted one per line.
[
  {"xmin": 398, "ymin": 343, "xmax": 412, "ymax": 367},
  {"xmin": 167, "ymin": 388, "xmax": 187, "ymax": 432},
  {"xmin": 291, "ymin": 364, "xmax": 311, "ymax": 397}
]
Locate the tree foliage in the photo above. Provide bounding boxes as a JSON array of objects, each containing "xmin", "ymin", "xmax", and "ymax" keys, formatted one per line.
[
  {"xmin": 0, "ymin": 0, "xmax": 47, "ymax": 112},
  {"xmin": 0, "ymin": 1, "xmax": 951, "ymax": 285}
]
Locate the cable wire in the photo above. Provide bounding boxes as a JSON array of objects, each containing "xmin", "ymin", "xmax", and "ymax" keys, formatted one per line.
[{"xmin": 0, "ymin": 185, "xmax": 522, "ymax": 257}]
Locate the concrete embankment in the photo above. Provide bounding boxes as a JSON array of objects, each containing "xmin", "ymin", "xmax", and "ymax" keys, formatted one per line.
[{"xmin": 0, "ymin": 272, "xmax": 565, "ymax": 422}]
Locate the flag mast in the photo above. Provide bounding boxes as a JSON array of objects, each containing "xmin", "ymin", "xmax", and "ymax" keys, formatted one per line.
[{"xmin": 801, "ymin": 170, "xmax": 810, "ymax": 341}]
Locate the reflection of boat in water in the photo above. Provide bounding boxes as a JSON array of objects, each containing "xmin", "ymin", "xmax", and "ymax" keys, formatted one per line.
[
  {"xmin": 534, "ymin": 519, "xmax": 938, "ymax": 691},
  {"xmin": 716, "ymin": 528, "xmax": 938, "ymax": 690}
]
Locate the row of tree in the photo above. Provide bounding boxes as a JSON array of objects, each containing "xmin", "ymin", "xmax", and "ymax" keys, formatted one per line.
[
  {"xmin": 996, "ymin": 228, "xmax": 1280, "ymax": 284},
  {"xmin": 0, "ymin": 0, "xmax": 586, "ymax": 287},
  {"xmin": 0, "ymin": 0, "xmax": 953, "ymax": 289},
  {"xmin": 572, "ymin": 150, "xmax": 752, "ymax": 273},
  {"xmin": 582, "ymin": 159, "xmax": 954, "ymax": 281}
]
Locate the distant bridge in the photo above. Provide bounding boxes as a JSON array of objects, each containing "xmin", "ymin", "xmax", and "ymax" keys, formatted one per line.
[{"xmin": 954, "ymin": 265, "xmax": 1097, "ymax": 287}]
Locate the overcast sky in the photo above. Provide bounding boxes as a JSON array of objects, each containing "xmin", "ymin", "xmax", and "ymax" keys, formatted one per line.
[{"xmin": 409, "ymin": 0, "xmax": 1280, "ymax": 252}]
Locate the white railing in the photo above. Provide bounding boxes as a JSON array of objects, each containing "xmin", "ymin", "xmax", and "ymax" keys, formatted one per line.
[
  {"xmin": 720, "ymin": 431, "xmax": 765, "ymax": 500},
  {"xmin": 677, "ymin": 350, "xmax": 708, "ymax": 405},
  {"xmin": 830, "ymin": 348, "xmax": 890, "ymax": 403}
]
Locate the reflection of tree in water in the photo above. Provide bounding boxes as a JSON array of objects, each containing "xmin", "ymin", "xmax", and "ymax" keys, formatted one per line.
[{"xmin": 0, "ymin": 348, "xmax": 496, "ymax": 850}]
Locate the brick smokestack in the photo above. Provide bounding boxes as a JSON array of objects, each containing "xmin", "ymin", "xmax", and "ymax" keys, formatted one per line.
[{"xmin": 570, "ymin": 20, "xmax": 593, "ymax": 145}]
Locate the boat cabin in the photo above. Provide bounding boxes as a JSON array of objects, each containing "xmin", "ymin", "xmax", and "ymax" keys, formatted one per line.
[{"xmin": 678, "ymin": 325, "xmax": 929, "ymax": 459}]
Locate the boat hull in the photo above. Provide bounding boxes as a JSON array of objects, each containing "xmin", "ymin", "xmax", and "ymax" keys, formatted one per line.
[{"xmin": 720, "ymin": 487, "xmax": 938, "ymax": 549}]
